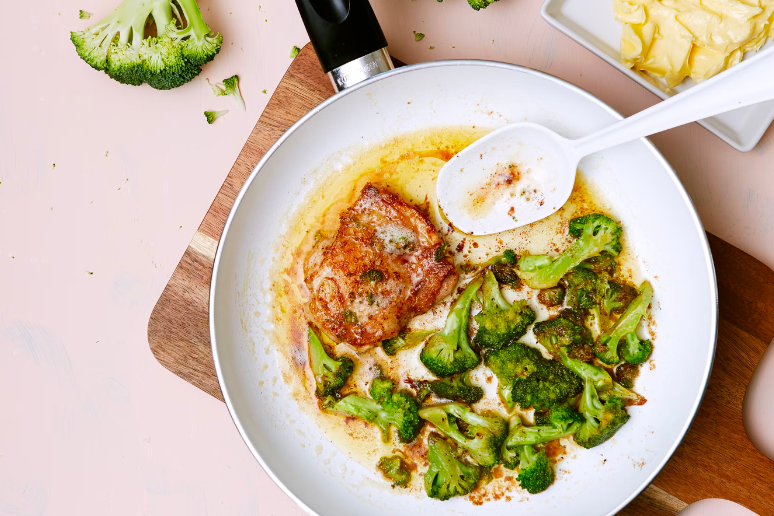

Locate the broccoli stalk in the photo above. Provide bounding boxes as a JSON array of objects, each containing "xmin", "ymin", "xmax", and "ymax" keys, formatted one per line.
[
  {"xmin": 595, "ymin": 281, "xmax": 653, "ymax": 364},
  {"xmin": 420, "ymin": 278, "xmax": 483, "ymax": 377},
  {"xmin": 377, "ymin": 455, "xmax": 411, "ymax": 487},
  {"xmin": 503, "ymin": 412, "xmax": 581, "ymax": 449},
  {"xmin": 419, "ymin": 403, "xmax": 507, "ymax": 467},
  {"xmin": 424, "ymin": 434, "xmax": 482, "ymax": 500},
  {"xmin": 307, "ymin": 327, "xmax": 354, "ymax": 398},
  {"xmin": 621, "ymin": 332, "xmax": 653, "ymax": 365},
  {"xmin": 382, "ymin": 330, "xmax": 434, "ymax": 356},
  {"xmin": 332, "ymin": 378, "xmax": 422, "ymax": 443},
  {"xmin": 575, "ymin": 377, "xmax": 630, "ymax": 449},
  {"xmin": 560, "ymin": 351, "xmax": 646, "ymax": 405},
  {"xmin": 71, "ymin": 0, "xmax": 222, "ymax": 89},
  {"xmin": 473, "ymin": 271, "xmax": 536, "ymax": 350},
  {"xmin": 418, "ymin": 371, "xmax": 484, "ymax": 404},
  {"xmin": 516, "ymin": 445, "xmax": 554, "ymax": 494},
  {"xmin": 204, "ymin": 110, "xmax": 228, "ymax": 124},
  {"xmin": 516, "ymin": 214, "xmax": 622, "ymax": 289},
  {"xmin": 208, "ymin": 75, "xmax": 246, "ymax": 111}
]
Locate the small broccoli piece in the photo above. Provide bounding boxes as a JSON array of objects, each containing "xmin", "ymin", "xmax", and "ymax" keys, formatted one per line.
[
  {"xmin": 595, "ymin": 281, "xmax": 653, "ymax": 364},
  {"xmin": 490, "ymin": 263, "xmax": 520, "ymax": 286},
  {"xmin": 532, "ymin": 313, "xmax": 594, "ymax": 359},
  {"xmin": 582, "ymin": 252, "xmax": 618, "ymax": 276},
  {"xmin": 468, "ymin": 0, "xmax": 499, "ymax": 10},
  {"xmin": 290, "ymin": 45, "xmax": 301, "ymax": 58},
  {"xmin": 503, "ymin": 413, "xmax": 581, "ymax": 449},
  {"xmin": 547, "ymin": 405, "xmax": 586, "ymax": 432},
  {"xmin": 560, "ymin": 351, "xmax": 646, "ymax": 406},
  {"xmin": 382, "ymin": 330, "xmax": 434, "ymax": 356},
  {"xmin": 413, "ymin": 31, "xmax": 425, "ymax": 41},
  {"xmin": 600, "ymin": 380, "xmax": 647, "ymax": 406},
  {"xmin": 307, "ymin": 327, "xmax": 354, "ymax": 398},
  {"xmin": 615, "ymin": 363, "xmax": 639, "ymax": 389},
  {"xmin": 473, "ymin": 271, "xmax": 536, "ymax": 350},
  {"xmin": 71, "ymin": 0, "xmax": 222, "ymax": 89},
  {"xmin": 601, "ymin": 280, "xmax": 638, "ymax": 316},
  {"xmin": 420, "ymin": 278, "xmax": 483, "ymax": 377},
  {"xmin": 204, "ymin": 110, "xmax": 229, "ymax": 124},
  {"xmin": 516, "ymin": 214, "xmax": 622, "ymax": 289},
  {"xmin": 370, "ymin": 376, "xmax": 396, "ymax": 403},
  {"xmin": 79, "ymin": 10, "xmax": 92, "ymax": 19},
  {"xmin": 575, "ymin": 377, "xmax": 630, "ymax": 449},
  {"xmin": 561, "ymin": 267, "xmax": 601, "ymax": 309},
  {"xmin": 207, "ymin": 75, "xmax": 245, "ymax": 111},
  {"xmin": 418, "ymin": 372, "xmax": 484, "ymax": 404},
  {"xmin": 424, "ymin": 434, "xmax": 482, "ymax": 500},
  {"xmin": 377, "ymin": 455, "xmax": 411, "ymax": 487},
  {"xmin": 332, "ymin": 384, "xmax": 422, "ymax": 443},
  {"xmin": 621, "ymin": 332, "xmax": 653, "ymax": 365},
  {"xmin": 419, "ymin": 403, "xmax": 507, "ymax": 467},
  {"xmin": 537, "ymin": 286, "xmax": 566, "ymax": 307},
  {"xmin": 517, "ymin": 445, "xmax": 554, "ymax": 494}
]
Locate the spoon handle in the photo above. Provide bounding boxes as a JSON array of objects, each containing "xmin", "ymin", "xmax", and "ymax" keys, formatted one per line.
[{"xmin": 570, "ymin": 46, "xmax": 774, "ymax": 160}]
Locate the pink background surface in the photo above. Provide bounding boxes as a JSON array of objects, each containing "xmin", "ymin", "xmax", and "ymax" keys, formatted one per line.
[{"xmin": 1, "ymin": 0, "xmax": 772, "ymax": 514}]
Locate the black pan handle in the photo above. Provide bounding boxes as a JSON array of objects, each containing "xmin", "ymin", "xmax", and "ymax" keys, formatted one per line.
[{"xmin": 296, "ymin": 0, "xmax": 394, "ymax": 91}]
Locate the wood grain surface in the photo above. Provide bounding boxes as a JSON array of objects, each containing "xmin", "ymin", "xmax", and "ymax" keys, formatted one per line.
[{"xmin": 147, "ymin": 44, "xmax": 774, "ymax": 514}]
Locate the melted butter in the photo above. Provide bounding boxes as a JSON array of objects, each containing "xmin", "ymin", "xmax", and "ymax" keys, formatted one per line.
[{"xmin": 267, "ymin": 127, "xmax": 643, "ymax": 501}]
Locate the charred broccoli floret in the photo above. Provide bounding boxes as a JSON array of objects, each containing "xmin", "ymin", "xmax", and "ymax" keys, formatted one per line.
[
  {"xmin": 419, "ymin": 403, "xmax": 507, "ymax": 467},
  {"xmin": 332, "ymin": 379, "xmax": 422, "ymax": 443},
  {"xmin": 307, "ymin": 327, "xmax": 354, "ymax": 398},
  {"xmin": 532, "ymin": 313, "xmax": 594, "ymax": 359},
  {"xmin": 595, "ymin": 281, "xmax": 653, "ymax": 364},
  {"xmin": 473, "ymin": 271, "xmax": 536, "ymax": 350},
  {"xmin": 377, "ymin": 455, "xmax": 411, "ymax": 487},
  {"xmin": 574, "ymin": 377, "xmax": 630, "ymax": 449},
  {"xmin": 418, "ymin": 372, "xmax": 484, "ymax": 404},
  {"xmin": 424, "ymin": 434, "xmax": 482, "ymax": 501},
  {"xmin": 561, "ymin": 267, "xmax": 601, "ymax": 310},
  {"xmin": 615, "ymin": 363, "xmax": 640, "ymax": 389},
  {"xmin": 517, "ymin": 445, "xmax": 554, "ymax": 494},
  {"xmin": 601, "ymin": 280, "xmax": 638, "ymax": 316},
  {"xmin": 621, "ymin": 332, "xmax": 653, "ymax": 365},
  {"xmin": 516, "ymin": 214, "xmax": 622, "ymax": 289},
  {"xmin": 382, "ymin": 330, "xmax": 434, "ymax": 356},
  {"xmin": 420, "ymin": 278, "xmax": 483, "ymax": 377},
  {"xmin": 582, "ymin": 252, "xmax": 618, "ymax": 276},
  {"xmin": 537, "ymin": 286, "xmax": 566, "ymax": 307}
]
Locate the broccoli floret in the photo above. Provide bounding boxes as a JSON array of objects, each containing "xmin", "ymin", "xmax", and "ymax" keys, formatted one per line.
[
  {"xmin": 516, "ymin": 214, "xmax": 622, "ymax": 289},
  {"xmin": 560, "ymin": 351, "xmax": 646, "ymax": 405},
  {"xmin": 208, "ymin": 75, "xmax": 245, "ymax": 111},
  {"xmin": 615, "ymin": 363, "xmax": 639, "ymax": 389},
  {"xmin": 574, "ymin": 377, "xmax": 630, "ymax": 449},
  {"xmin": 370, "ymin": 376, "xmax": 396, "ymax": 403},
  {"xmin": 419, "ymin": 403, "xmax": 507, "ymax": 467},
  {"xmin": 537, "ymin": 286, "xmax": 566, "ymax": 307},
  {"xmin": 377, "ymin": 455, "xmax": 411, "ymax": 487},
  {"xmin": 420, "ymin": 278, "xmax": 483, "ymax": 377},
  {"xmin": 516, "ymin": 445, "xmax": 554, "ymax": 494},
  {"xmin": 332, "ymin": 383, "xmax": 422, "ymax": 443},
  {"xmin": 561, "ymin": 267, "xmax": 601, "ymax": 309},
  {"xmin": 204, "ymin": 110, "xmax": 228, "ymax": 124},
  {"xmin": 473, "ymin": 271, "xmax": 536, "ymax": 350},
  {"xmin": 490, "ymin": 263, "xmax": 520, "ymax": 286},
  {"xmin": 424, "ymin": 434, "xmax": 482, "ymax": 500},
  {"xmin": 595, "ymin": 281, "xmax": 653, "ymax": 364},
  {"xmin": 307, "ymin": 327, "xmax": 354, "ymax": 398},
  {"xmin": 600, "ymin": 280, "xmax": 638, "ymax": 316},
  {"xmin": 71, "ymin": 0, "xmax": 222, "ymax": 89},
  {"xmin": 382, "ymin": 330, "xmax": 434, "ymax": 356},
  {"xmin": 418, "ymin": 372, "xmax": 484, "ymax": 404},
  {"xmin": 582, "ymin": 251, "xmax": 618, "ymax": 276},
  {"xmin": 468, "ymin": 0, "xmax": 499, "ymax": 10},
  {"xmin": 503, "ymin": 413, "xmax": 581, "ymax": 449},
  {"xmin": 600, "ymin": 380, "xmax": 647, "ymax": 406},
  {"xmin": 621, "ymin": 332, "xmax": 653, "ymax": 365},
  {"xmin": 532, "ymin": 314, "xmax": 594, "ymax": 359}
]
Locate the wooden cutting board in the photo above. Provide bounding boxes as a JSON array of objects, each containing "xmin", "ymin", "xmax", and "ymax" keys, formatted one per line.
[{"xmin": 147, "ymin": 44, "xmax": 774, "ymax": 515}]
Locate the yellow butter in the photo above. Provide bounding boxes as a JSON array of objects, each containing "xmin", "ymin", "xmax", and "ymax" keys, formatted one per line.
[{"xmin": 614, "ymin": 0, "xmax": 774, "ymax": 88}]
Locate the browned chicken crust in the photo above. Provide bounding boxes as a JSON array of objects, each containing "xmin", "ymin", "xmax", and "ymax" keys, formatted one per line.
[{"xmin": 305, "ymin": 184, "xmax": 458, "ymax": 347}]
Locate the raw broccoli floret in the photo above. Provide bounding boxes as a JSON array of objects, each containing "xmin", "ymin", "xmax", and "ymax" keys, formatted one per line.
[
  {"xmin": 601, "ymin": 280, "xmax": 638, "ymax": 315},
  {"xmin": 517, "ymin": 445, "xmax": 554, "ymax": 494},
  {"xmin": 561, "ymin": 267, "xmax": 601, "ymax": 309},
  {"xmin": 307, "ymin": 327, "xmax": 354, "ymax": 398},
  {"xmin": 418, "ymin": 372, "xmax": 484, "ymax": 404},
  {"xmin": 377, "ymin": 455, "xmax": 411, "ymax": 487},
  {"xmin": 621, "ymin": 332, "xmax": 653, "ymax": 365},
  {"xmin": 473, "ymin": 271, "xmax": 536, "ymax": 350},
  {"xmin": 503, "ymin": 412, "xmax": 582, "ymax": 449},
  {"xmin": 71, "ymin": 0, "xmax": 222, "ymax": 89},
  {"xmin": 516, "ymin": 214, "xmax": 622, "ymax": 289},
  {"xmin": 419, "ymin": 403, "xmax": 507, "ymax": 467},
  {"xmin": 204, "ymin": 110, "xmax": 228, "ymax": 124},
  {"xmin": 468, "ymin": 0, "xmax": 499, "ymax": 10},
  {"xmin": 420, "ymin": 278, "xmax": 483, "ymax": 377},
  {"xmin": 382, "ymin": 330, "xmax": 434, "ymax": 356},
  {"xmin": 575, "ymin": 376, "xmax": 630, "ymax": 448},
  {"xmin": 595, "ymin": 281, "xmax": 653, "ymax": 364},
  {"xmin": 532, "ymin": 313, "xmax": 594, "ymax": 359},
  {"xmin": 537, "ymin": 286, "xmax": 566, "ymax": 307},
  {"xmin": 208, "ymin": 75, "xmax": 245, "ymax": 111},
  {"xmin": 424, "ymin": 434, "xmax": 482, "ymax": 500},
  {"xmin": 332, "ymin": 380, "xmax": 422, "ymax": 443}
]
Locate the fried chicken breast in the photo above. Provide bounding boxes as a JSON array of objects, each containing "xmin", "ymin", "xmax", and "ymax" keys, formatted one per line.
[{"xmin": 305, "ymin": 184, "xmax": 458, "ymax": 347}]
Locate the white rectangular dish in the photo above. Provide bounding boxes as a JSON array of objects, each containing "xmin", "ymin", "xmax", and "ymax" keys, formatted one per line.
[{"xmin": 540, "ymin": 0, "xmax": 774, "ymax": 152}]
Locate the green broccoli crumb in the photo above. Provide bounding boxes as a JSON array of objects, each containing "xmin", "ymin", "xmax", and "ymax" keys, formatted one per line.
[{"xmin": 290, "ymin": 45, "xmax": 301, "ymax": 58}]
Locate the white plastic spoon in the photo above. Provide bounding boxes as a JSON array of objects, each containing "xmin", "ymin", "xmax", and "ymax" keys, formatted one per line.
[{"xmin": 437, "ymin": 45, "xmax": 774, "ymax": 235}]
